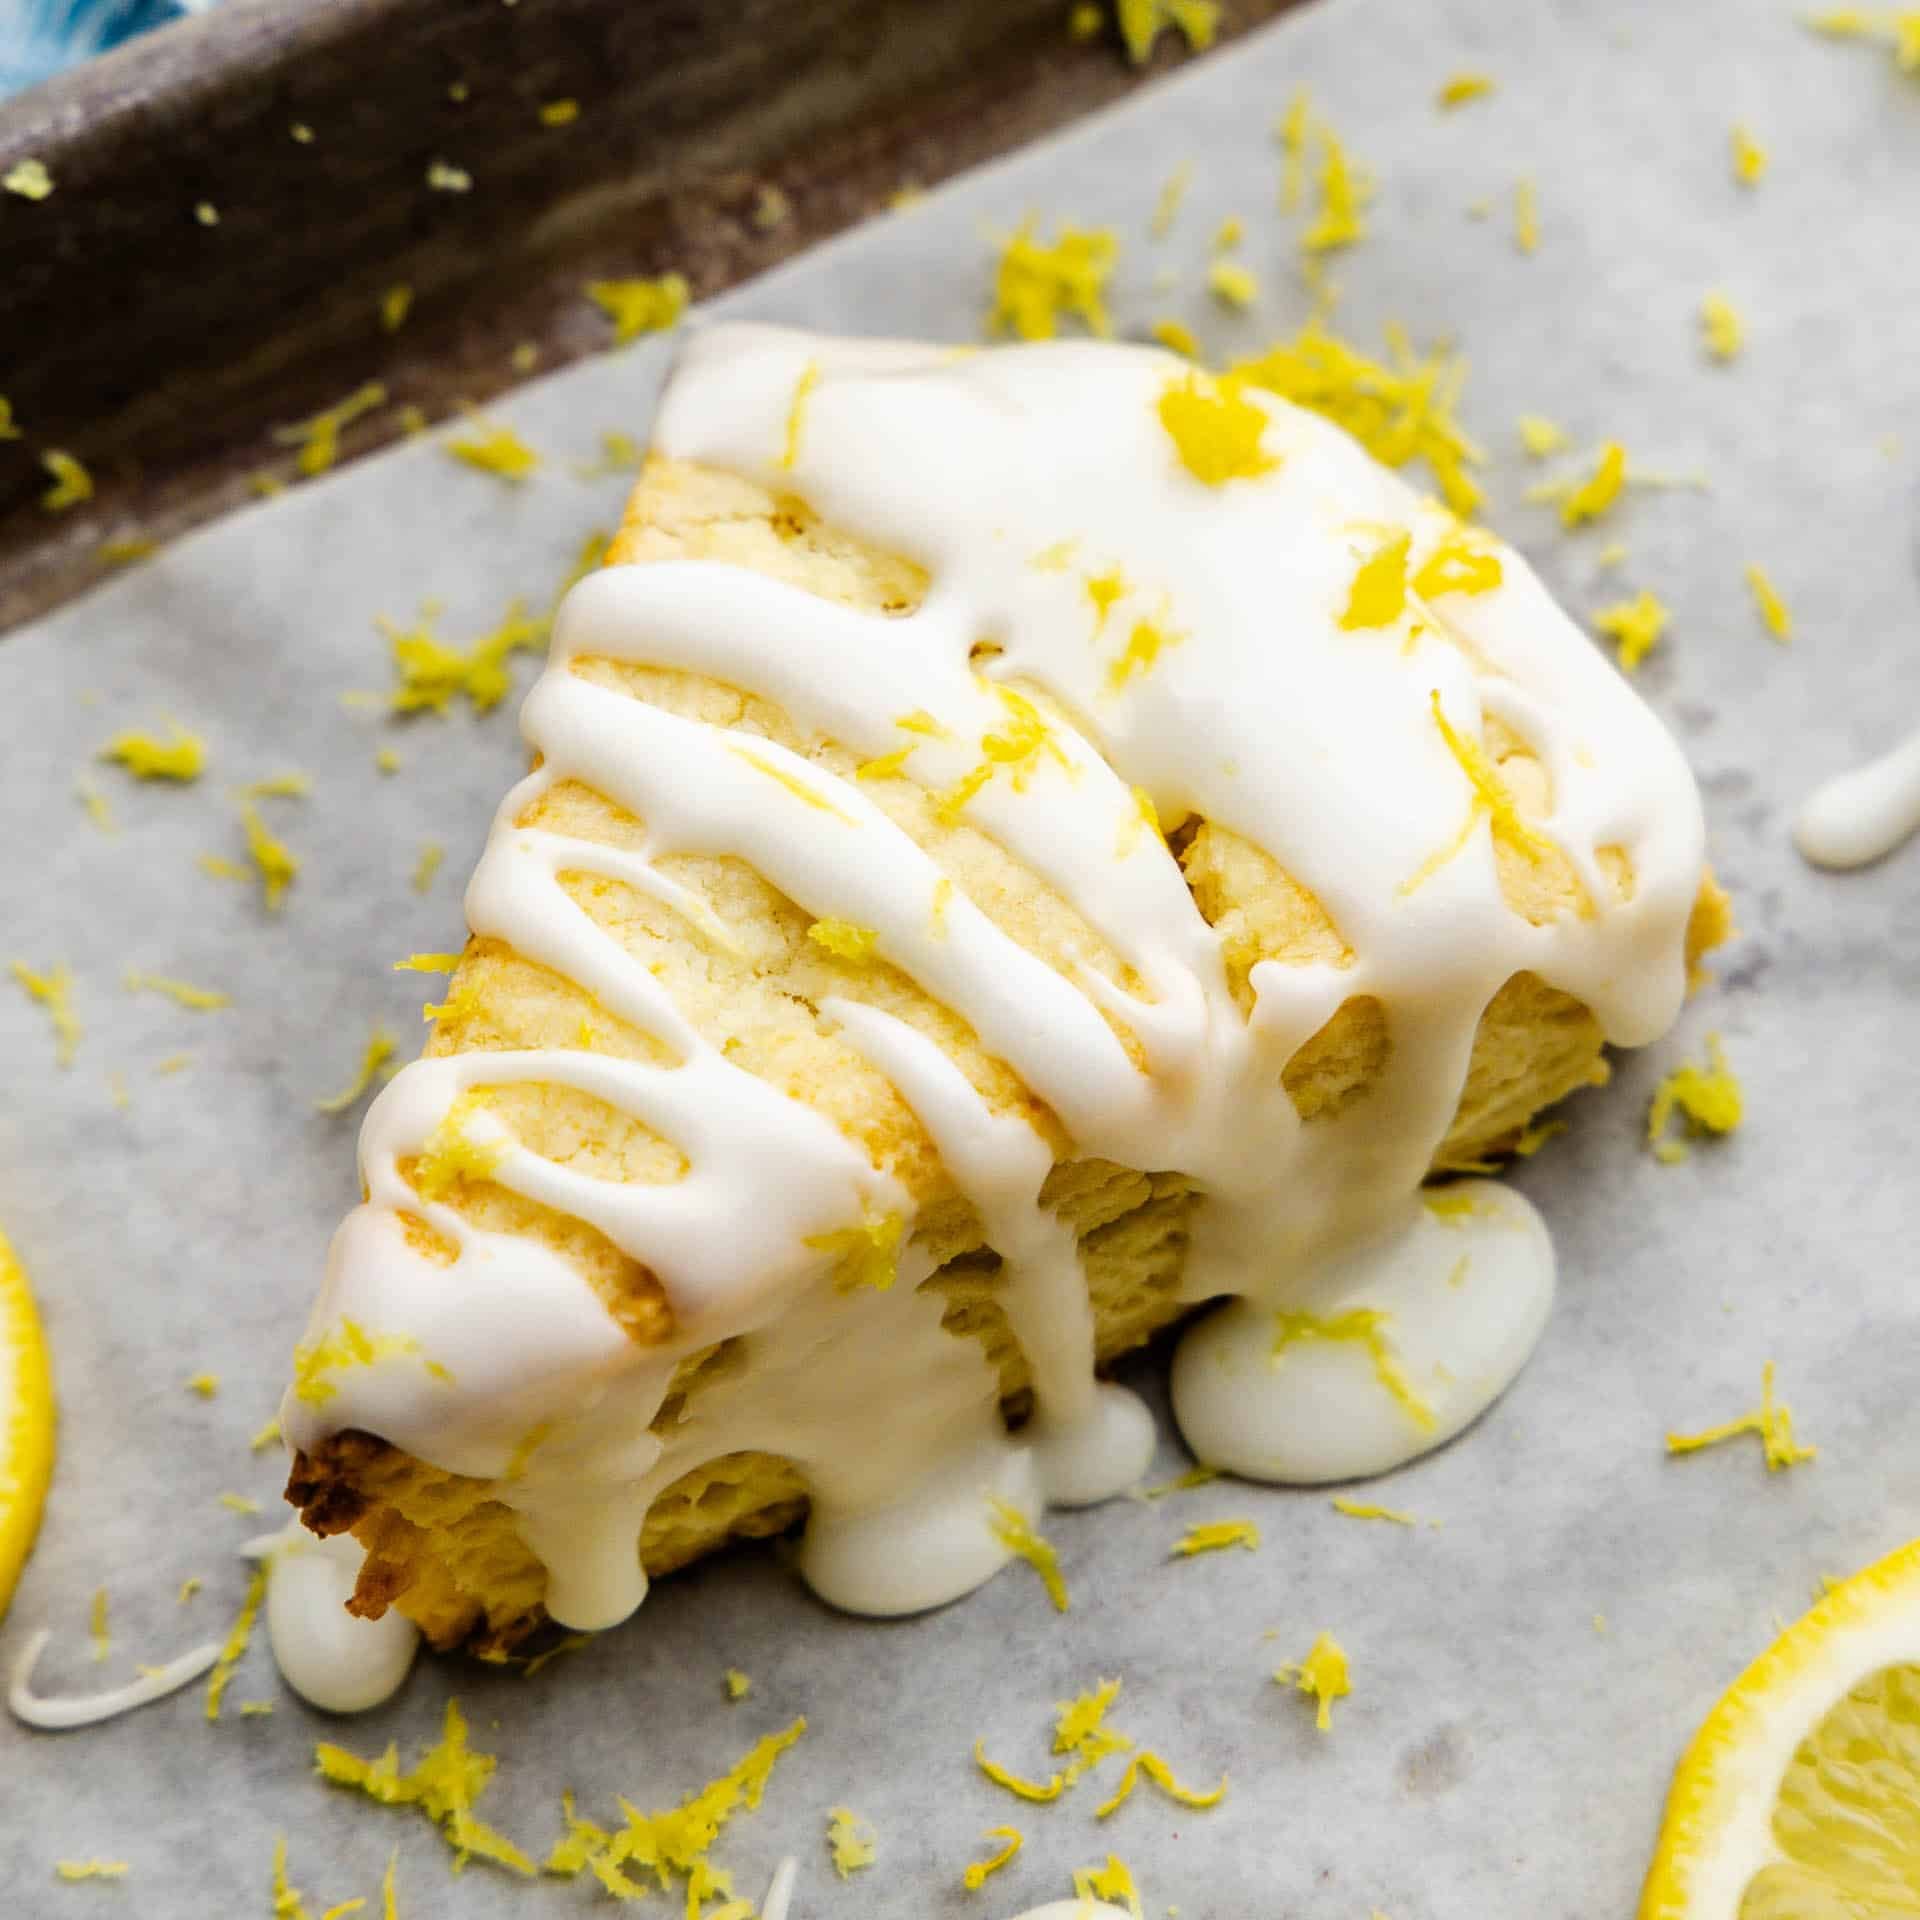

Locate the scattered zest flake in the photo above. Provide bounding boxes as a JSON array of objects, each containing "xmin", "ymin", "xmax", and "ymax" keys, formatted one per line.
[
  {"xmin": 1559, "ymin": 441, "xmax": 1629, "ymax": 528},
  {"xmin": 272, "ymin": 382, "xmax": 387, "ymax": 479},
  {"xmin": 204, "ymin": 1565, "xmax": 267, "ymax": 1719},
  {"xmin": 1425, "ymin": 688, "xmax": 1555, "ymax": 870},
  {"xmin": 806, "ymin": 917, "xmax": 880, "ymax": 964},
  {"xmin": 317, "ymin": 1697, "xmax": 536, "ymax": 1875},
  {"xmin": 1276, "ymin": 89, "xmax": 1311, "ymax": 210},
  {"xmin": 1151, "ymin": 318, "xmax": 1199, "ymax": 357},
  {"xmin": 395, "ymin": 952, "xmax": 462, "ymax": 974},
  {"xmin": 1593, "ymin": 590, "xmax": 1671, "ymax": 674},
  {"xmin": 125, "ymin": 971, "xmax": 228, "ymax": 1011},
  {"xmin": 313, "ymin": 1027, "xmax": 398, "ymax": 1115},
  {"xmin": 240, "ymin": 802, "xmax": 299, "ymax": 910},
  {"xmin": 804, "ymin": 1210, "xmax": 903, "ymax": 1292},
  {"xmin": 1331, "ymin": 1497, "xmax": 1417, "ymax": 1525},
  {"xmin": 1339, "ymin": 530, "xmax": 1411, "ymax": 630},
  {"xmin": 964, "ymin": 1826, "xmax": 1024, "ymax": 1890},
  {"xmin": 827, "ymin": 1807, "xmax": 877, "ymax": 1878},
  {"xmin": 5, "ymin": 157, "xmax": 54, "ymax": 199},
  {"xmin": 380, "ymin": 284, "xmax": 413, "ymax": 333},
  {"xmin": 987, "ymin": 1497, "xmax": 1070, "ymax": 1612},
  {"xmin": 1156, "ymin": 373, "xmax": 1276, "ymax": 485},
  {"xmin": 90, "ymin": 1587, "xmax": 110, "ymax": 1662},
  {"xmin": 1073, "ymin": 1854, "xmax": 1145, "ymax": 1919},
  {"xmin": 12, "ymin": 960, "xmax": 81, "ymax": 1067},
  {"xmin": 217, "ymin": 1492, "xmax": 260, "ymax": 1514},
  {"xmin": 379, "ymin": 599, "xmax": 549, "ymax": 714},
  {"xmin": 1276, "ymin": 1631, "xmax": 1351, "ymax": 1731},
  {"xmin": 188, "ymin": 1372, "xmax": 219, "ymax": 1397},
  {"xmin": 414, "ymin": 1092, "xmax": 509, "ymax": 1201},
  {"xmin": 426, "ymin": 159, "xmax": 472, "ymax": 193},
  {"xmin": 413, "ymin": 842, "xmax": 445, "ymax": 894},
  {"xmin": 444, "ymin": 415, "xmax": 541, "ymax": 482},
  {"xmin": 54, "ymin": 1861, "xmax": 128, "ymax": 1882},
  {"xmin": 779, "ymin": 360, "xmax": 821, "ymax": 471},
  {"xmin": 586, "ymin": 274, "xmax": 690, "ymax": 344},
  {"xmin": 293, "ymin": 1316, "xmax": 446, "ymax": 1406},
  {"xmin": 1701, "ymin": 292, "xmax": 1744, "ymax": 361},
  {"xmin": 1411, "ymin": 525, "xmax": 1502, "ymax": 599},
  {"xmin": 1171, "ymin": 1519, "xmax": 1260, "ymax": 1557},
  {"xmin": 1804, "ymin": 9, "xmax": 1920, "ymax": 75},
  {"xmin": 194, "ymin": 200, "xmax": 219, "ymax": 228},
  {"xmin": 1302, "ymin": 122, "xmax": 1369, "ymax": 254},
  {"xmin": 724, "ymin": 1668, "xmax": 751, "ymax": 1701},
  {"xmin": 1138, "ymin": 1463, "xmax": 1219, "ymax": 1499},
  {"xmin": 974, "ymin": 1741, "xmax": 1067, "ymax": 1802},
  {"xmin": 97, "ymin": 537, "xmax": 156, "ymax": 566},
  {"xmin": 1437, "ymin": 72, "xmax": 1496, "ymax": 108},
  {"xmin": 539, "ymin": 97, "xmax": 580, "ymax": 126},
  {"xmin": 251, "ymin": 1416, "xmax": 282, "ymax": 1451},
  {"xmin": 1667, "ymin": 1361, "xmax": 1816, "ymax": 1472},
  {"xmin": 1108, "ymin": 616, "xmax": 1183, "ymax": 692},
  {"xmin": 1514, "ymin": 176, "xmax": 1539, "ymax": 254},
  {"xmin": 100, "ymin": 722, "xmax": 206, "ymax": 781},
  {"xmin": 731, "ymin": 747, "xmax": 859, "ymax": 823},
  {"xmin": 1094, "ymin": 1748, "xmax": 1228, "ymax": 1819},
  {"xmin": 1273, "ymin": 1305, "xmax": 1435, "ymax": 1431},
  {"xmin": 1518, "ymin": 414, "xmax": 1568, "ymax": 459},
  {"xmin": 1114, "ymin": 0, "xmax": 1218, "ymax": 64},
  {"xmin": 1149, "ymin": 162, "xmax": 1192, "ymax": 238},
  {"xmin": 41, "ymin": 451, "xmax": 94, "ymax": 510},
  {"xmin": 1745, "ymin": 563, "xmax": 1793, "ymax": 640},
  {"xmin": 1207, "ymin": 259, "xmax": 1259, "ymax": 308},
  {"xmin": 990, "ymin": 219, "xmax": 1119, "ymax": 340},
  {"xmin": 1647, "ymin": 1032, "xmax": 1743, "ymax": 1162},
  {"xmin": 1731, "ymin": 123, "xmax": 1770, "ymax": 186}
]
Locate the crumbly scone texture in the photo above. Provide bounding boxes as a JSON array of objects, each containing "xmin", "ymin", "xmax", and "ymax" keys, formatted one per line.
[{"xmin": 287, "ymin": 455, "xmax": 1733, "ymax": 1653}]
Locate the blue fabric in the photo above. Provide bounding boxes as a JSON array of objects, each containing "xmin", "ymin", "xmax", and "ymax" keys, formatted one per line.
[{"xmin": 0, "ymin": 0, "xmax": 191, "ymax": 98}]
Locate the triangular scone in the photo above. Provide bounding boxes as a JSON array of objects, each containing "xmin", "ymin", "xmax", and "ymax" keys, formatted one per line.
[{"xmin": 285, "ymin": 326, "xmax": 1728, "ymax": 1654}]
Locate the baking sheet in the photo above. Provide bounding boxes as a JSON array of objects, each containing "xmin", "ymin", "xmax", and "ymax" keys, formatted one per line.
[{"xmin": 4, "ymin": 0, "xmax": 1919, "ymax": 1910}]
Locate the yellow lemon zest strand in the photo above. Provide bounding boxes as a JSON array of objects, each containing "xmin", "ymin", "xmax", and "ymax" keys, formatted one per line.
[
  {"xmin": 1410, "ymin": 525, "xmax": 1502, "ymax": 599},
  {"xmin": 1231, "ymin": 321, "xmax": 1484, "ymax": 514},
  {"xmin": 41, "ymin": 451, "xmax": 93, "ymax": 510},
  {"xmin": 1513, "ymin": 1118, "xmax": 1565, "ymax": 1157},
  {"xmin": 178, "ymin": 1577, "xmax": 202, "ymax": 1604},
  {"xmin": 97, "ymin": 535, "xmax": 155, "ymax": 566},
  {"xmin": 240, "ymin": 801, "xmax": 299, "ymax": 911},
  {"xmin": 1437, "ymin": 72, "xmax": 1495, "ymax": 107},
  {"xmin": 1108, "ymin": 615, "xmax": 1183, "ymax": 692},
  {"xmin": 312, "ymin": 1026, "xmax": 396, "ymax": 1115},
  {"xmin": 1151, "ymin": 318, "xmax": 1199, "ymax": 357},
  {"xmin": 100, "ymin": 722, "xmax": 206, "ymax": 781},
  {"xmin": 198, "ymin": 853, "xmax": 248, "ymax": 882},
  {"xmin": 217, "ymin": 1492, "xmax": 260, "ymax": 1514},
  {"xmin": 251, "ymin": 1417, "xmax": 282, "ymax": 1451},
  {"xmin": 379, "ymin": 284, "xmax": 412, "ymax": 333},
  {"xmin": 153, "ymin": 1052, "xmax": 192, "ymax": 1076},
  {"xmin": 293, "ymin": 1318, "xmax": 445, "ymax": 1409},
  {"xmin": 987, "ymin": 1497, "xmax": 1069, "ymax": 1612},
  {"xmin": 380, "ymin": 598, "xmax": 550, "ymax": 715},
  {"xmin": 855, "ymin": 744, "xmax": 914, "ymax": 781},
  {"xmin": 1701, "ymin": 292, "xmax": 1744, "ymax": 361},
  {"xmin": 806, "ymin": 918, "xmax": 880, "ymax": 964},
  {"xmin": 975, "ymin": 1740, "xmax": 1067, "ymax": 1802},
  {"xmin": 1115, "ymin": 0, "xmax": 1218, "ymax": 63},
  {"xmin": 413, "ymin": 843, "xmax": 445, "ymax": 895},
  {"xmin": 240, "ymin": 771, "xmax": 311, "ymax": 802},
  {"xmin": 75, "ymin": 780, "xmax": 115, "ymax": 831},
  {"xmin": 1805, "ymin": 7, "xmax": 1920, "ymax": 72},
  {"xmin": 1517, "ymin": 414, "xmax": 1568, "ymax": 459},
  {"xmin": 317, "ymin": 1696, "xmax": 536, "ymax": 1876},
  {"xmin": 514, "ymin": 1631, "xmax": 591, "ymax": 1679},
  {"xmin": 11, "ymin": 961, "xmax": 82, "ymax": 1068},
  {"xmin": 1085, "ymin": 566, "xmax": 1130, "ymax": 628},
  {"xmin": 1746, "ymin": 563, "xmax": 1794, "ymax": 640},
  {"xmin": 89, "ymin": 1587, "xmax": 109, "ymax": 1661},
  {"xmin": 1156, "ymin": 372, "xmax": 1277, "ymax": 485},
  {"xmin": 1646, "ymin": 1032, "xmax": 1743, "ymax": 1163},
  {"xmin": 426, "ymin": 159, "xmax": 471, "ymax": 193},
  {"xmin": 187, "ymin": 1372, "xmax": 219, "ymax": 1397},
  {"xmin": 422, "ymin": 976, "xmax": 483, "ymax": 1029},
  {"xmin": 1273, "ymin": 1306, "xmax": 1435, "ymax": 1432},
  {"xmin": 1094, "ymin": 1749, "xmax": 1228, "ymax": 1819},
  {"xmin": 1138, "ymin": 1464, "xmax": 1218, "ymax": 1498},
  {"xmin": 804, "ymin": 1210, "xmax": 903, "ymax": 1293},
  {"xmin": 1428, "ymin": 689, "xmax": 1555, "ymax": 867},
  {"xmin": 1053, "ymin": 1676, "xmax": 1133, "ymax": 1769},
  {"xmin": 1276, "ymin": 1631, "xmax": 1351, "ymax": 1731},
  {"xmin": 730, "ymin": 747, "xmax": 859, "ymax": 824},
  {"xmin": 394, "ymin": 952, "xmax": 463, "ymax": 974},
  {"xmin": 539, "ymin": 98, "xmax": 580, "ymax": 126},
  {"xmin": 5, "ymin": 157, "xmax": 54, "ymax": 199},
  {"xmin": 1149, "ymin": 163, "xmax": 1192, "ymax": 238},
  {"xmin": 896, "ymin": 707, "xmax": 952, "ymax": 739},
  {"xmin": 1593, "ymin": 590, "xmax": 1670, "ymax": 674},
  {"xmin": 272, "ymin": 382, "xmax": 387, "ymax": 479},
  {"xmin": 938, "ymin": 685, "xmax": 1071, "ymax": 821},
  {"xmin": 1073, "ymin": 1854, "xmax": 1145, "ymax": 1919},
  {"xmin": 444, "ymin": 416, "xmax": 541, "ymax": 483},
  {"xmin": 1331, "ymin": 1497, "xmax": 1417, "ymax": 1525},
  {"xmin": 319, "ymin": 1901, "xmax": 365, "ymax": 1920},
  {"xmin": 1171, "ymin": 1519, "xmax": 1260, "ymax": 1557},
  {"xmin": 724, "ymin": 1668, "xmax": 750, "ymax": 1701},
  {"xmin": 586, "ymin": 274, "xmax": 690, "ymax": 344},
  {"xmin": 1276, "ymin": 89, "xmax": 1311, "ymax": 210},
  {"xmin": 989, "ymin": 219, "xmax": 1119, "ymax": 340},
  {"xmin": 55, "ymin": 1861, "xmax": 129, "ymax": 1881},
  {"xmin": 1207, "ymin": 259, "xmax": 1259, "ymax": 308},
  {"xmin": 1560, "ymin": 441, "xmax": 1629, "ymax": 528},
  {"xmin": 1732, "ymin": 122, "xmax": 1769, "ymax": 184},
  {"xmin": 1302, "ymin": 122, "xmax": 1368, "ymax": 254},
  {"xmin": 1514, "ymin": 176, "xmax": 1539, "ymax": 254},
  {"xmin": 827, "ymin": 1807, "xmax": 877, "ymax": 1878},
  {"xmin": 124, "ymin": 971, "xmax": 228, "ymax": 1011},
  {"xmin": 1667, "ymin": 1361, "xmax": 1816, "ymax": 1472},
  {"xmin": 204, "ymin": 1565, "xmax": 267, "ymax": 1720},
  {"xmin": 544, "ymin": 1716, "xmax": 805, "ymax": 1897},
  {"xmin": 963, "ymin": 1826, "xmax": 1024, "ymax": 1890},
  {"xmin": 779, "ymin": 360, "xmax": 821, "ymax": 472},
  {"xmin": 1338, "ymin": 530, "xmax": 1412, "ymax": 629},
  {"xmin": 413, "ymin": 1091, "xmax": 509, "ymax": 1201}
]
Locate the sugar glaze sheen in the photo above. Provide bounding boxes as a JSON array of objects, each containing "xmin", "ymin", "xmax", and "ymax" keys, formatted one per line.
[{"xmin": 283, "ymin": 324, "xmax": 1707, "ymax": 1671}]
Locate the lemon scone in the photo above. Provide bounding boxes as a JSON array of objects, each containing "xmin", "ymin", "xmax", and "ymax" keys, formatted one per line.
[{"xmin": 283, "ymin": 324, "xmax": 1728, "ymax": 1667}]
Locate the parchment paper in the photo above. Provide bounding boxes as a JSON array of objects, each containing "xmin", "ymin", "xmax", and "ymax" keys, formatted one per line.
[{"xmin": 4, "ymin": 0, "xmax": 1918, "ymax": 1911}]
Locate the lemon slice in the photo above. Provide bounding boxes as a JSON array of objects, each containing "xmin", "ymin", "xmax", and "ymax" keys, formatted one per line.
[
  {"xmin": 0, "ymin": 1227, "xmax": 55, "ymax": 1623},
  {"xmin": 1640, "ymin": 1537, "xmax": 1920, "ymax": 1919}
]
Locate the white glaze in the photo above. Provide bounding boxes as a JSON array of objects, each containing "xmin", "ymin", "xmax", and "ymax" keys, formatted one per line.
[
  {"xmin": 284, "ymin": 325, "xmax": 1704, "ymax": 1650},
  {"xmin": 260, "ymin": 1526, "xmax": 421, "ymax": 1713},
  {"xmin": 7, "ymin": 1625, "xmax": 219, "ymax": 1730},
  {"xmin": 1795, "ymin": 728, "xmax": 1920, "ymax": 869}
]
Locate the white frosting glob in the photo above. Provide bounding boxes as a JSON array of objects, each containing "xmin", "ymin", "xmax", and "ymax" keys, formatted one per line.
[
  {"xmin": 262, "ymin": 1527, "xmax": 421, "ymax": 1713},
  {"xmin": 1795, "ymin": 728, "xmax": 1920, "ymax": 870},
  {"xmin": 283, "ymin": 324, "xmax": 1705, "ymax": 1641}
]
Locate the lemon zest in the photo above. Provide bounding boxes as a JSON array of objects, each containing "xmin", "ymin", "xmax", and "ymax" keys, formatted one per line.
[
  {"xmin": 805, "ymin": 918, "xmax": 880, "ymax": 964},
  {"xmin": 239, "ymin": 801, "xmax": 299, "ymax": 911},
  {"xmin": 1559, "ymin": 441, "xmax": 1628, "ymax": 527},
  {"xmin": 1701, "ymin": 292, "xmax": 1744, "ymax": 361},
  {"xmin": 313, "ymin": 1026, "xmax": 396, "ymax": 1115},
  {"xmin": 827, "ymin": 1807, "xmax": 876, "ymax": 1878},
  {"xmin": 379, "ymin": 600, "xmax": 549, "ymax": 715},
  {"xmin": 204, "ymin": 1565, "xmax": 267, "ymax": 1720},
  {"xmin": 1428, "ymin": 688, "xmax": 1555, "ymax": 867},
  {"xmin": 179, "ymin": 1578, "xmax": 202, "ymax": 1604},
  {"xmin": 1151, "ymin": 319, "xmax": 1199, "ymax": 357},
  {"xmin": 1732, "ymin": 123, "xmax": 1769, "ymax": 185},
  {"xmin": 1302, "ymin": 123, "xmax": 1368, "ymax": 254},
  {"xmin": 98, "ymin": 536, "xmax": 155, "ymax": 566},
  {"xmin": 293, "ymin": 1318, "xmax": 446, "ymax": 1408},
  {"xmin": 41, "ymin": 450, "xmax": 93, "ymax": 510},
  {"xmin": 896, "ymin": 708, "xmax": 952, "ymax": 739},
  {"xmin": 779, "ymin": 360, "xmax": 821, "ymax": 472},
  {"xmin": 987, "ymin": 1497, "xmax": 1069, "ymax": 1612},
  {"xmin": 963, "ymin": 1826, "xmax": 1024, "ymax": 1890},
  {"xmin": 1115, "ymin": 0, "xmax": 1218, "ymax": 63},
  {"xmin": 1149, "ymin": 163, "xmax": 1192, "ymax": 238},
  {"xmin": 1667, "ymin": 1361, "xmax": 1816, "ymax": 1472},
  {"xmin": 1108, "ymin": 615, "xmax": 1184, "ymax": 692},
  {"xmin": 1073, "ymin": 1854, "xmax": 1144, "ymax": 1919},
  {"xmin": 1330, "ymin": 1497, "xmax": 1416, "ymax": 1525},
  {"xmin": 539, "ymin": 98, "xmax": 580, "ymax": 126},
  {"xmin": 1339, "ymin": 530, "xmax": 1411, "ymax": 629},
  {"xmin": 1513, "ymin": 1118, "xmax": 1566, "ymax": 1157},
  {"xmin": 394, "ymin": 952, "xmax": 462, "ymax": 974},
  {"xmin": 1411, "ymin": 525, "xmax": 1502, "ymax": 599},
  {"xmin": 1156, "ymin": 372, "xmax": 1277, "ymax": 485},
  {"xmin": 12, "ymin": 961, "xmax": 82, "ymax": 1067},
  {"xmin": 804, "ymin": 1209, "xmax": 902, "ymax": 1292},
  {"xmin": 1276, "ymin": 90, "xmax": 1310, "ymax": 211},
  {"xmin": 426, "ymin": 160, "xmax": 472, "ymax": 193},
  {"xmin": 1273, "ymin": 1306, "xmax": 1435, "ymax": 1431},
  {"xmin": 445, "ymin": 415, "xmax": 541, "ymax": 483},
  {"xmin": 317, "ymin": 1696, "xmax": 536, "ymax": 1875},
  {"xmin": 153, "ymin": 1052, "xmax": 192, "ymax": 1076},
  {"xmin": 55, "ymin": 1861, "xmax": 129, "ymax": 1880},
  {"xmin": 218, "ymin": 1492, "xmax": 261, "ymax": 1514},
  {"xmin": 1437, "ymin": 72, "xmax": 1496, "ymax": 107},
  {"xmin": 938, "ymin": 685, "xmax": 1070, "ymax": 821},
  {"xmin": 1804, "ymin": 8, "xmax": 1920, "ymax": 72},
  {"xmin": 1514, "ymin": 176, "xmax": 1539, "ymax": 254},
  {"xmin": 125, "ymin": 971, "xmax": 228, "ymax": 1011},
  {"xmin": 1138, "ymin": 1464, "xmax": 1219, "ymax": 1498},
  {"xmin": 990, "ymin": 219, "xmax": 1119, "ymax": 340},
  {"xmin": 1276, "ymin": 1631, "xmax": 1351, "ymax": 1731},
  {"xmin": 272, "ymin": 382, "xmax": 387, "ymax": 478},
  {"xmin": 1053, "ymin": 1677, "xmax": 1133, "ymax": 1769},
  {"xmin": 1517, "ymin": 414, "xmax": 1568, "ymax": 459},
  {"xmin": 730, "ymin": 747, "xmax": 858, "ymax": 824},
  {"xmin": 1094, "ymin": 1749, "xmax": 1228, "ymax": 1819},
  {"xmin": 100, "ymin": 722, "xmax": 206, "ymax": 781},
  {"xmin": 5, "ymin": 158, "xmax": 53, "ymax": 199},
  {"xmin": 75, "ymin": 780, "xmax": 115, "ymax": 831},
  {"xmin": 586, "ymin": 274, "xmax": 691, "ymax": 344},
  {"xmin": 414, "ymin": 1091, "xmax": 509, "ymax": 1200},
  {"xmin": 89, "ymin": 1587, "xmax": 109, "ymax": 1662},
  {"xmin": 1207, "ymin": 259, "xmax": 1259, "ymax": 308},
  {"xmin": 1746, "ymin": 563, "xmax": 1793, "ymax": 640},
  {"xmin": 1085, "ymin": 566, "xmax": 1130, "ymax": 629},
  {"xmin": 251, "ymin": 1417, "xmax": 282, "ymax": 1451},
  {"xmin": 379, "ymin": 284, "xmax": 412, "ymax": 333},
  {"xmin": 974, "ymin": 1741, "xmax": 1067, "ymax": 1802},
  {"xmin": 1593, "ymin": 589, "xmax": 1670, "ymax": 674},
  {"xmin": 517, "ymin": 1632, "xmax": 590, "ymax": 1678},
  {"xmin": 188, "ymin": 1372, "xmax": 219, "ymax": 1397},
  {"xmin": 1171, "ymin": 1519, "xmax": 1260, "ymax": 1556},
  {"xmin": 1646, "ymin": 1032, "xmax": 1743, "ymax": 1163},
  {"xmin": 856, "ymin": 745, "xmax": 915, "ymax": 781},
  {"xmin": 724, "ymin": 1668, "xmax": 751, "ymax": 1701},
  {"xmin": 413, "ymin": 843, "xmax": 444, "ymax": 895}
]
